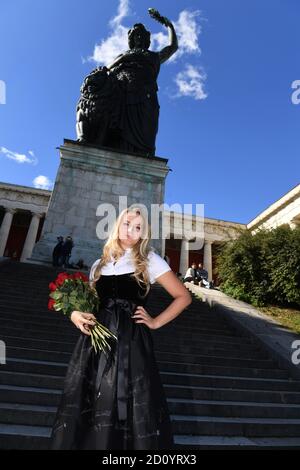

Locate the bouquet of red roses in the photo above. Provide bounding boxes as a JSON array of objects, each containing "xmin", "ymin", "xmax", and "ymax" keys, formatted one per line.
[{"xmin": 48, "ymin": 271, "xmax": 117, "ymax": 355}]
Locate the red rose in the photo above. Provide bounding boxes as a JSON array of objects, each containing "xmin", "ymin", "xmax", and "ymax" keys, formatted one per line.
[
  {"xmin": 56, "ymin": 272, "xmax": 69, "ymax": 280},
  {"xmin": 55, "ymin": 273, "xmax": 70, "ymax": 286},
  {"xmin": 48, "ymin": 298, "xmax": 56, "ymax": 310},
  {"xmin": 49, "ymin": 282, "xmax": 57, "ymax": 292},
  {"xmin": 73, "ymin": 272, "xmax": 88, "ymax": 282}
]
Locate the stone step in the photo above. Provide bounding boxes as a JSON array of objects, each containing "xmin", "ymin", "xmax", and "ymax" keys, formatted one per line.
[
  {"xmin": 0, "ymin": 289, "xmax": 225, "ymax": 312},
  {"xmin": 153, "ymin": 340, "xmax": 268, "ymax": 357},
  {"xmin": 0, "ymin": 385, "xmax": 61, "ymax": 406},
  {"xmin": 0, "ymin": 275, "xmax": 59, "ymax": 284},
  {"xmin": 1, "ymin": 318, "xmax": 76, "ymax": 336},
  {"xmin": 2, "ymin": 427, "xmax": 300, "ymax": 450},
  {"xmin": 0, "ymin": 371, "xmax": 64, "ymax": 390},
  {"xmin": 0, "ymin": 424, "xmax": 50, "ymax": 450},
  {"xmin": 0, "ymin": 316, "xmax": 237, "ymax": 338},
  {"xmin": 0, "ymin": 402, "xmax": 56, "ymax": 427},
  {"xmin": 2, "ymin": 358, "xmax": 68, "ymax": 377},
  {"xmin": 2, "ymin": 335, "xmax": 77, "ymax": 352},
  {"xmin": 1, "ymin": 325, "xmax": 252, "ymax": 345},
  {"xmin": 174, "ymin": 434, "xmax": 300, "ymax": 449},
  {"xmin": 161, "ymin": 371, "xmax": 300, "ymax": 391},
  {"xmin": 0, "ymin": 307, "xmax": 228, "ymax": 328},
  {"xmin": 6, "ymin": 346, "xmax": 73, "ymax": 364},
  {"xmin": 0, "ymin": 302, "xmax": 227, "ymax": 328},
  {"xmin": 2, "ymin": 401, "xmax": 300, "ymax": 437},
  {"xmin": 1, "ymin": 326, "xmax": 79, "ymax": 342},
  {"xmin": 155, "ymin": 351, "xmax": 276, "ymax": 369},
  {"xmin": 164, "ymin": 384, "xmax": 300, "ymax": 405},
  {"xmin": 2, "ymin": 382, "xmax": 300, "ymax": 411},
  {"xmin": 1, "ymin": 356, "xmax": 289, "ymax": 380},
  {"xmin": 0, "ymin": 288, "xmax": 49, "ymax": 297},
  {"xmin": 0, "ymin": 309, "xmax": 227, "ymax": 334},
  {"xmin": 0, "ymin": 299, "xmax": 51, "ymax": 310},
  {"xmin": 154, "ymin": 332, "xmax": 254, "ymax": 346},
  {"xmin": 0, "ymin": 310, "xmax": 73, "ymax": 326},
  {"xmin": 5, "ymin": 346, "xmax": 276, "ymax": 370},
  {"xmin": 0, "ymin": 297, "xmax": 229, "ymax": 323},
  {"xmin": 167, "ymin": 397, "xmax": 300, "ymax": 419},
  {"xmin": 3, "ymin": 333, "xmax": 268, "ymax": 358},
  {"xmin": 157, "ymin": 361, "xmax": 289, "ymax": 380},
  {"xmin": 2, "ymin": 370, "xmax": 300, "ymax": 396},
  {"xmin": 171, "ymin": 415, "xmax": 300, "ymax": 437},
  {"xmin": 160, "ymin": 325, "xmax": 243, "ymax": 337}
]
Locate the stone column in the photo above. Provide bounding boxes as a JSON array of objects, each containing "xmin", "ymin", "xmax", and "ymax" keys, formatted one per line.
[
  {"xmin": 161, "ymin": 230, "xmax": 170, "ymax": 259},
  {"xmin": 0, "ymin": 208, "xmax": 16, "ymax": 256},
  {"xmin": 179, "ymin": 238, "xmax": 190, "ymax": 277},
  {"xmin": 203, "ymin": 240, "xmax": 213, "ymax": 281},
  {"xmin": 161, "ymin": 237, "xmax": 166, "ymax": 258},
  {"xmin": 20, "ymin": 212, "xmax": 44, "ymax": 262}
]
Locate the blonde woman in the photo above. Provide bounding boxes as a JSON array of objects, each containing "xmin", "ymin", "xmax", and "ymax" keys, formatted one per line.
[{"xmin": 51, "ymin": 207, "xmax": 192, "ymax": 450}]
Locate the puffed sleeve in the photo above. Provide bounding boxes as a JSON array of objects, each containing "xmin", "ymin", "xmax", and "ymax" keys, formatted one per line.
[
  {"xmin": 89, "ymin": 258, "xmax": 101, "ymax": 284},
  {"xmin": 148, "ymin": 250, "xmax": 172, "ymax": 284}
]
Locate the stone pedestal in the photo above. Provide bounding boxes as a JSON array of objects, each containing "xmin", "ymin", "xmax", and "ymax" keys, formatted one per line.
[{"xmin": 29, "ymin": 139, "xmax": 170, "ymax": 267}]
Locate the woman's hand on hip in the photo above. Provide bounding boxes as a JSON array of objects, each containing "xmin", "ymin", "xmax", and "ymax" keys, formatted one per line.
[
  {"xmin": 70, "ymin": 311, "xmax": 96, "ymax": 335},
  {"xmin": 132, "ymin": 306, "xmax": 159, "ymax": 330}
]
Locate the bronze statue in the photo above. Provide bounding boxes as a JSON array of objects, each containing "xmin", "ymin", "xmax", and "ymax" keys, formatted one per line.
[{"xmin": 76, "ymin": 8, "xmax": 178, "ymax": 157}]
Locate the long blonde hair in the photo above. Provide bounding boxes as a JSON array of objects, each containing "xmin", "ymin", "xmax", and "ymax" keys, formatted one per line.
[{"xmin": 90, "ymin": 206, "xmax": 152, "ymax": 296}]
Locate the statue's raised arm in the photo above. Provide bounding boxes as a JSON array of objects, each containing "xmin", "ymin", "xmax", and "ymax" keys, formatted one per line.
[{"xmin": 148, "ymin": 8, "xmax": 178, "ymax": 64}]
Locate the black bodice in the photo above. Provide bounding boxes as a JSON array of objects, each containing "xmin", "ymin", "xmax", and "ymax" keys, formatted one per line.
[{"xmin": 95, "ymin": 272, "xmax": 149, "ymax": 306}]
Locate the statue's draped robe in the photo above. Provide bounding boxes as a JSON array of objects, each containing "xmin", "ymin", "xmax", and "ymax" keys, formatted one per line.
[{"xmin": 110, "ymin": 49, "xmax": 160, "ymax": 156}]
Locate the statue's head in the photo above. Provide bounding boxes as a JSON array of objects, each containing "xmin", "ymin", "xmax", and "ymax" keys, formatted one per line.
[{"xmin": 128, "ymin": 23, "xmax": 151, "ymax": 50}]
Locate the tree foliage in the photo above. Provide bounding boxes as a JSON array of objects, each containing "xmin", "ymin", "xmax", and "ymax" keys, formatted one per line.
[{"xmin": 216, "ymin": 225, "xmax": 300, "ymax": 307}]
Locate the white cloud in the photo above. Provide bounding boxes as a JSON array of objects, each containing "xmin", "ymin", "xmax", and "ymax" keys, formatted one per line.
[
  {"xmin": 174, "ymin": 64, "xmax": 207, "ymax": 101},
  {"xmin": 33, "ymin": 175, "xmax": 53, "ymax": 190},
  {"xmin": 89, "ymin": 0, "xmax": 130, "ymax": 65},
  {"xmin": 91, "ymin": 25, "xmax": 128, "ymax": 65},
  {"xmin": 174, "ymin": 10, "xmax": 202, "ymax": 57},
  {"xmin": 152, "ymin": 10, "xmax": 202, "ymax": 62},
  {"xmin": 150, "ymin": 31, "xmax": 168, "ymax": 50},
  {"xmin": 109, "ymin": 0, "xmax": 130, "ymax": 28},
  {"xmin": 0, "ymin": 80, "xmax": 6, "ymax": 105},
  {"xmin": 0, "ymin": 146, "xmax": 38, "ymax": 165}
]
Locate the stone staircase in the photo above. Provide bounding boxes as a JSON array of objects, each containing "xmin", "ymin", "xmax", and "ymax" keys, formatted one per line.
[{"xmin": 0, "ymin": 261, "xmax": 300, "ymax": 449}]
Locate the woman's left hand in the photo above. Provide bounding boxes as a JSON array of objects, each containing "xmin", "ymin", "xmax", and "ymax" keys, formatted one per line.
[{"xmin": 132, "ymin": 306, "xmax": 159, "ymax": 330}]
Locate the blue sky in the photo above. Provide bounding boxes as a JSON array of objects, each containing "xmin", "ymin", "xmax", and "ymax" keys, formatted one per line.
[{"xmin": 0, "ymin": 0, "xmax": 299, "ymax": 224}]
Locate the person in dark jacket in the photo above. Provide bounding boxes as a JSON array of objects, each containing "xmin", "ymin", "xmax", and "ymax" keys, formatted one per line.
[
  {"xmin": 52, "ymin": 236, "xmax": 64, "ymax": 267},
  {"xmin": 60, "ymin": 236, "xmax": 74, "ymax": 268},
  {"xmin": 196, "ymin": 263, "xmax": 214, "ymax": 289}
]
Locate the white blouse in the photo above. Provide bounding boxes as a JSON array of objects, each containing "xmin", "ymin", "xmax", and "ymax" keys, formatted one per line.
[{"xmin": 89, "ymin": 248, "xmax": 171, "ymax": 285}]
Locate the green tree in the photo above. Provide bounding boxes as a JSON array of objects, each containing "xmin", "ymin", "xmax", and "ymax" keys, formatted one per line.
[{"xmin": 216, "ymin": 225, "xmax": 300, "ymax": 307}]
